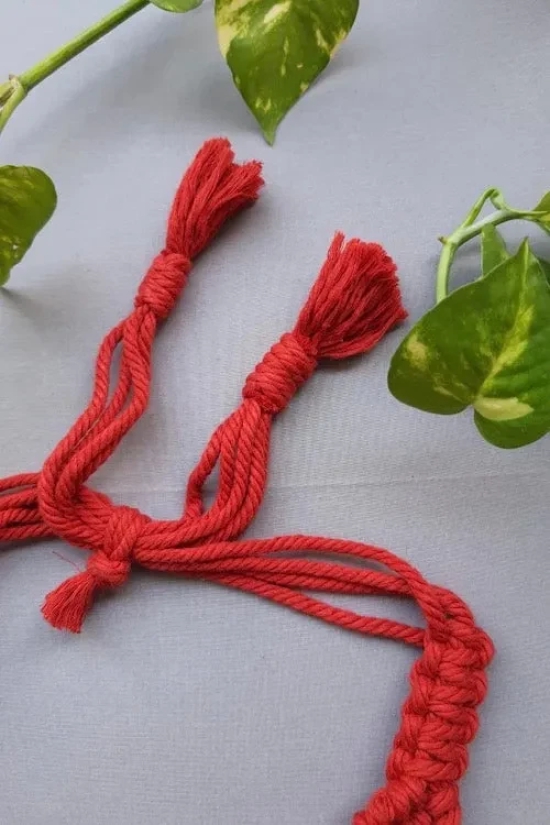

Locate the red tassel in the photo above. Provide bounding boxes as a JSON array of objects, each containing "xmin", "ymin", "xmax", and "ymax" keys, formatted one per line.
[
  {"xmin": 295, "ymin": 233, "xmax": 407, "ymax": 360},
  {"xmin": 182, "ymin": 235, "xmax": 407, "ymax": 556},
  {"xmin": 136, "ymin": 138, "xmax": 263, "ymax": 320},
  {"xmin": 167, "ymin": 137, "xmax": 264, "ymax": 259},
  {"xmin": 41, "ymin": 571, "xmax": 98, "ymax": 634}
]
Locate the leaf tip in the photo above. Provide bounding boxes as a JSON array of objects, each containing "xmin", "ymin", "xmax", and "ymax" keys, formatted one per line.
[{"xmin": 262, "ymin": 124, "xmax": 277, "ymax": 145}]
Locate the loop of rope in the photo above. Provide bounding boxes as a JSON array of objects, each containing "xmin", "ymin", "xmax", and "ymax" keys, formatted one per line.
[{"xmin": 0, "ymin": 138, "xmax": 493, "ymax": 825}]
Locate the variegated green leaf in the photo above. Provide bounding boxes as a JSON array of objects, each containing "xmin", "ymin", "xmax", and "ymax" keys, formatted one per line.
[
  {"xmin": 151, "ymin": 0, "xmax": 203, "ymax": 11},
  {"xmin": 0, "ymin": 166, "xmax": 57, "ymax": 286},
  {"xmin": 388, "ymin": 241, "xmax": 550, "ymax": 448},
  {"xmin": 215, "ymin": 0, "xmax": 359, "ymax": 143},
  {"xmin": 481, "ymin": 225, "xmax": 509, "ymax": 276}
]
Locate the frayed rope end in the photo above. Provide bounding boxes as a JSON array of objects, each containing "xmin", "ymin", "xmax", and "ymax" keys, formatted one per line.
[
  {"xmin": 41, "ymin": 572, "xmax": 99, "ymax": 633},
  {"xmin": 296, "ymin": 233, "xmax": 407, "ymax": 361}
]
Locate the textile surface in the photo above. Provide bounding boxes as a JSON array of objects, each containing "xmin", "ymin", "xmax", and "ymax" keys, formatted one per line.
[{"xmin": 0, "ymin": 1, "xmax": 549, "ymax": 823}]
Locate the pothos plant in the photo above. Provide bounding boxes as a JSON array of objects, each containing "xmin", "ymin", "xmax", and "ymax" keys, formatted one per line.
[
  {"xmin": 388, "ymin": 188, "xmax": 550, "ymax": 450},
  {"xmin": 0, "ymin": 0, "xmax": 359, "ymax": 285}
]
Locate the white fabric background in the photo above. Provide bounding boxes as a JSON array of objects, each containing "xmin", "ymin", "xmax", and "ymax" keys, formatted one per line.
[{"xmin": 1, "ymin": 1, "xmax": 549, "ymax": 823}]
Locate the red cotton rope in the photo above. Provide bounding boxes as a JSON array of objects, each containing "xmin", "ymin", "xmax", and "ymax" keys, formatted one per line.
[{"xmin": 0, "ymin": 138, "xmax": 494, "ymax": 825}]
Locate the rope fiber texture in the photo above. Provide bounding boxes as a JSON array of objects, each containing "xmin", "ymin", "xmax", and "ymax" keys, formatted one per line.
[{"xmin": 0, "ymin": 138, "xmax": 493, "ymax": 825}]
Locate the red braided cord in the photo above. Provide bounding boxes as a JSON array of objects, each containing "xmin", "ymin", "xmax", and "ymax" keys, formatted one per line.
[{"xmin": 0, "ymin": 138, "xmax": 493, "ymax": 825}]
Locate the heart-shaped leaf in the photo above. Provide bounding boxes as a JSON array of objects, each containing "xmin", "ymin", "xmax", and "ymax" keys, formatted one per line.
[
  {"xmin": 215, "ymin": 0, "xmax": 359, "ymax": 143},
  {"xmin": 0, "ymin": 165, "xmax": 57, "ymax": 286},
  {"xmin": 151, "ymin": 0, "xmax": 203, "ymax": 11},
  {"xmin": 388, "ymin": 241, "xmax": 550, "ymax": 448}
]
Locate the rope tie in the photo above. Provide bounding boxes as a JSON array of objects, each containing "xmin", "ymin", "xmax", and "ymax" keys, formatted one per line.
[
  {"xmin": 135, "ymin": 250, "xmax": 191, "ymax": 320},
  {"xmin": 42, "ymin": 505, "xmax": 150, "ymax": 627},
  {"xmin": 0, "ymin": 138, "xmax": 494, "ymax": 825},
  {"xmin": 91, "ymin": 505, "xmax": 146, "ymax": 586},
  {"xmin": 243, "ymin": 332, "xmax": 318, "ymax": 414}
]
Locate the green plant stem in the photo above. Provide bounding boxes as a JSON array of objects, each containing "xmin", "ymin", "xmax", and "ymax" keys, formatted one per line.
[
  {"xmin": 0, "ymin": 0, "xmax": 149, "ymax": 136},
  {"xmin": 460, "ymin": 188, "xmax": 503, "ymax": 227},
  {"xmin": 436, "ymin": 209, "xmax": 517, "ymax": 304},
  {"xmin": 0, "ymin": 78, "xmax": 26, "ymax": 135}
]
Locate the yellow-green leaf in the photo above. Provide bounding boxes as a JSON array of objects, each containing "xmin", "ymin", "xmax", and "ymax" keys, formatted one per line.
[
  {"xmin": 388, "ymin": 242, "xmax": 550, "ymax": 449},
  {"xmin": 151, "ymin": 0, "xmax": 203, "ymax": 11},
  {"xmin": 215, "ymin": 0, "xmax": 359, "ymax": 143},
  {"xmin": 0, "ymin": 166, "xmax": 57, "ymax": 286}
]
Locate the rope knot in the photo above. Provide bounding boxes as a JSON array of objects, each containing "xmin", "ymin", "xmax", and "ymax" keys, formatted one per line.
[
  {"xmin": 353, "ymin": 598, "xmax": 494, "ymax": 825},
  {"xmin": 87, "ymin": 505, "xmax": 148, "ymax": 587},
  {"xmin": 41, "ymin": 506, "xmax": 149, "ymax": 633},
  {"xmin": 135, "ymin": 250, "xmax": 191, "ymax": 320},
  {"xmin": 87, "ymin": 552, "xmax": 130, "ymax": 587},
  {"xmin": 242, "ymin": 332, "xmax": 318, "ymax": 414}
]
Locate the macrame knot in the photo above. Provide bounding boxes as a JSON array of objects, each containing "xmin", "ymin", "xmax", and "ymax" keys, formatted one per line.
[
  {"xmin": 242, "ymin": 332, "xmax": 318, "ymax": 414},
  {"xmin": 353, "ymin": 590, "xmax": 494, "ymax": 825},
  {"xmin": 87, "ymin": 505, "xmax": 147, "ymax": 587},
  {"xmin": 41, "ymin": 505, "xmax": 149, "ymax": 633},
  {"xmin": 135, "ymin": 250, "xmax": 191, "ymax": 320}
]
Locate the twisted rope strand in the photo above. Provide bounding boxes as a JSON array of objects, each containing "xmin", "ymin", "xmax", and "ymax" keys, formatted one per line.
[{"xmin": 0, "ymin": 139, "xmax": 493, "ymax": 825}]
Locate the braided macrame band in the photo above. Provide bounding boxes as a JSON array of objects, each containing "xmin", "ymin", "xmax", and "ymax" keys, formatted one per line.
[{"xmin": 0, "ymin": 138, "xmax": 494, "ymax": 824}]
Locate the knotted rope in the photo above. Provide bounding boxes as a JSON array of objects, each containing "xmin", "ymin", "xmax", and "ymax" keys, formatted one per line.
[{"xmin": 0, "ymin": 138, "xmax": 493, "ymax": 824}]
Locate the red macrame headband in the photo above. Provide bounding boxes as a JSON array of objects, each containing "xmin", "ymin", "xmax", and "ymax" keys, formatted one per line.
[{"xmin": 0, "ymin": 139, "xmax": 493, "ymax": 824}]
